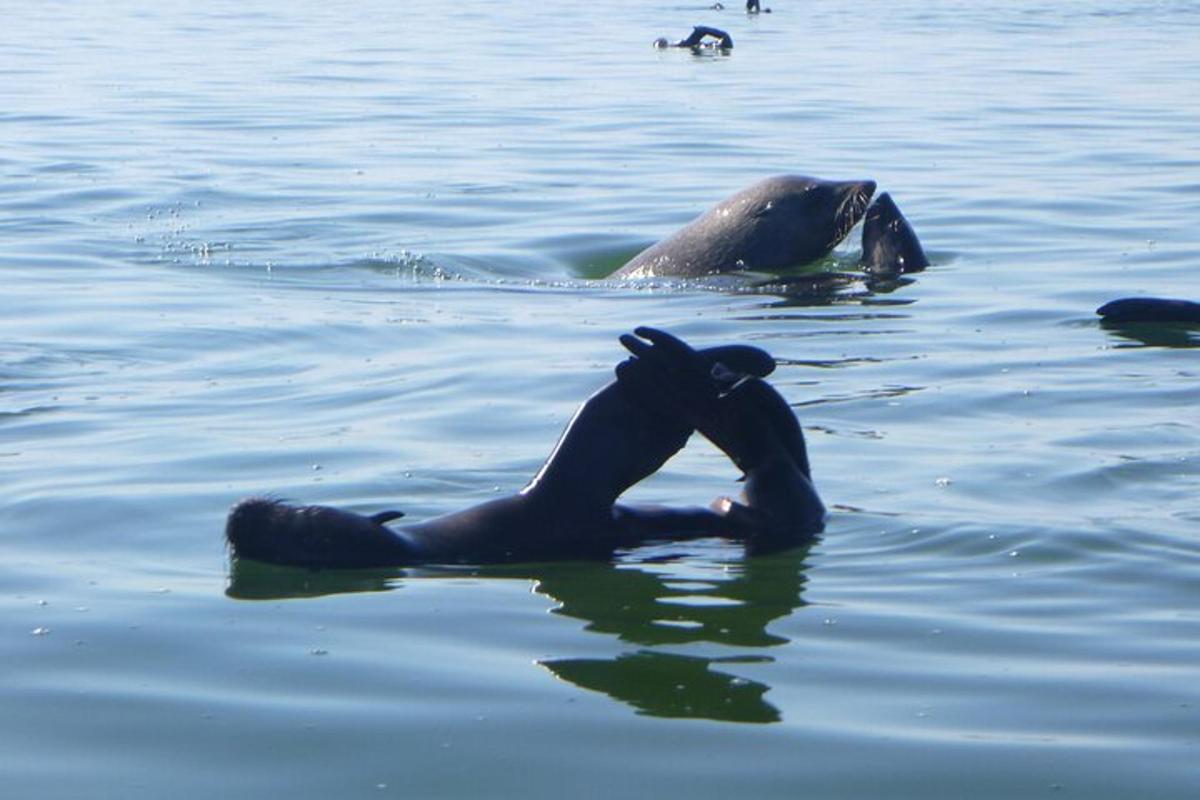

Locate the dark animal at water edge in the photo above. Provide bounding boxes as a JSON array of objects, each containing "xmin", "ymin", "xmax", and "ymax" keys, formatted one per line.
[
  {"xmin": 611, "ymin": 175, "xmax": 876, "ymax": 279},
  {"xmin": 226, "ymin": 328, "xmax": 824, "ymax": 569},
  {"xmin": 1097, "ymin": 297, "xmax": 1200, "ymax": 324}
]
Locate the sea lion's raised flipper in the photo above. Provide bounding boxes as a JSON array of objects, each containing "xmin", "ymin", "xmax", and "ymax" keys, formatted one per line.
[
  {"xmin": 860, "ymin": 192, "xmax": 929, "ymax": 276},
  {"xmin": 696, "ymin": 377, "xmax": 825, "ymax": 546},
  {"xmin": 616, "ymin": 327, "xmax": 824, "ymax": 545},
  {"xmin": 616, "ymin": 326, "xmax": 771, "ymax": 432},
  {"xmin": 526, "ymin": 337, "xmax": 774, "ymax": 511},
  {"xmin": 676, "ymin": 25, "xmax": 733, "ymax": 49},
  {"xmin": 616, "ymin": 327, "xmax": 720, "ymax": 419}
]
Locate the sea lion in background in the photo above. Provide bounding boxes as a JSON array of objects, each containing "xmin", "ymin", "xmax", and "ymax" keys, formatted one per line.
[
  {"xmin": 654, "ymin": 25, "xmax": 734, "ymax": 50},
  {"xmin": 707, "ymin": 1, "xmax": 771, "ymax": 11},
  {"xmin": 226, "ymin": 328, "xmax": 824, "ymax": 569},
  {"xmin": 859, "ymin": 192, "xmax": 929, "ymax": 276},
  {"xmin": 611, "ymin": 175, "xmax": 876, "ymax": 279},
  {"xmin": 1096, "ymin": 297, "xmax": 1200, "ymax": 324}
]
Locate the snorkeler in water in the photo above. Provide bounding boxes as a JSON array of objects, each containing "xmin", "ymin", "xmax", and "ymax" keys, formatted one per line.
[{"xmin": 226, "ymin": 328, "xmax": 824, "ymax": 569}]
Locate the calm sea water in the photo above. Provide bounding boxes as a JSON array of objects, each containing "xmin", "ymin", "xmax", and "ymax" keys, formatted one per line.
[{"xmin": 2, "ymin": 0, "xmax": 1198, "ymax": 797}]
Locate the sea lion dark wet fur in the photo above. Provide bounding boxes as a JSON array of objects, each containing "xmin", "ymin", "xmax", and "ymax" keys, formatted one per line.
[
  {"xmin": 226, "ymin": 330, "xmax": 824, "ymax": 569},
  {"xmin": 860, "ymin": 192, "xmax": 929, "ymax": 276},
  {"xmin": 611, "ymin": 175, "xmax": 876, "ymax": 279},
  {"xmin": 1097, "ymin": 297, "xmax": 1200, "ymax": 324}
]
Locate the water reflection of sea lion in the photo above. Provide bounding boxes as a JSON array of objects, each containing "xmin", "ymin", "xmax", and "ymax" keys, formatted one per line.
[
  {"xmin": 1097, "ymin": 297, "xmax": 1200, "ymax": 324},
  {"xmin": 610, "ymin": 175, "xmax": 876, "ymax": 279},
  {"xmin": 859, "ymin": 192, "xmax": 929, "ymax": 276},
  {"xmin": 227, "ymin": 525, "xmax": 813, "ymax": 723},
  {"xmin": 226, "ymin": 328, "xmax": 824, "ymax": 569}
]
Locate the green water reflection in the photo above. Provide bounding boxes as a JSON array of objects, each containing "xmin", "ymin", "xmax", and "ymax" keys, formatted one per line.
[{"xmin": 227, "ymin": 543, "xmax": 811, "ymax": 724}]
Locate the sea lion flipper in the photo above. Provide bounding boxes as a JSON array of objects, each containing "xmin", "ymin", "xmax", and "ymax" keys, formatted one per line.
[
  {"xmin": 697, "ymin": 344, "xmax": 775, "ymax": 378},
  {"xmin": 615, "ymin": 329, "xmax": 822, "ymax": 539},
  {"xmin": 675, "ymin": 25, "xmax": 733, "ymax": 49},
  {"xmin": 699, "ymin": 380, "xmax": 825, "ymax": 543},
  {"xmin": 616, "ymin": 328, "xmax": 718, "ymax": 423},
  {"xmin": 617, "ymin": 327, "xmax": 780, "ymax": 427},
  {"xmin": 860, "ymin": 192, "xmax": 928, "ymax": 276},
  {"xmin": 704, "ymin": 376, "xmax": 813, "ymax": 480},
  {"xmin": 370, "ymin": 510, "xmax": 405, "ymax": 525},
  {"xmin": 619, "ymin": 328, "xmax": 813, "ymax": 473}
]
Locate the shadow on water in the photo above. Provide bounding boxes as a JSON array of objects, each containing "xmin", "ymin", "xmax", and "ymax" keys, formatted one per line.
[
  {"xmin": 352, "ymin": 241, "xmax": 932, "ymax": 313},
  {"xmin": 1099, "ymin": 319, "xmax": 1200, "ymax": 349},
  {"xmin": 226, "ymin": 559, "xmax": 400, "ymax": 600},
  {"xmin": 586, "ymin": 266, "xmax": 922, "ymax": 313},
  {"xmin": 550, "ymin": 238, "xmax": 931, "ymax": 308},
  {"xmin": 749, "ymin": 270, "xmax": 919, "ymax": 307},
  {"xmin": 226, "ymin": 543, "xmax": 813, "ymax": 724}
]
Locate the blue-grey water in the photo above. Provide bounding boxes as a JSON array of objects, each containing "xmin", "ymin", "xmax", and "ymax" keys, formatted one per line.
[{"xmin": 2, "ymin": 1, "xmax": 1198, "ymax": 797}]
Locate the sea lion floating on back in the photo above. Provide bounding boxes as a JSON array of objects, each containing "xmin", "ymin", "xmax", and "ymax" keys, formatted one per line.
[{"xmin": 226, "ymin": 328, "xmax": 824, "ymax": 569}]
